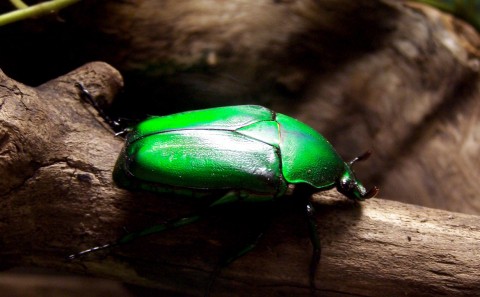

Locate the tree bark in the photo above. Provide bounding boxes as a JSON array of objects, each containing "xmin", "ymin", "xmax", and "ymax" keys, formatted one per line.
[{"xmin": 0, "ymin": 62, "xmax": 478, "ymax": 296}]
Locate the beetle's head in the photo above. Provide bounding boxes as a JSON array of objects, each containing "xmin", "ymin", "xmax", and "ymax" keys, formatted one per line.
[{"xmin": 336, "ymin": 151, "xmax": 378, "ymax": 201}]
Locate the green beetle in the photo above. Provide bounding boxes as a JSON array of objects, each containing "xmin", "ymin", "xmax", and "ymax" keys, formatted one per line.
[
  {"xmin": 69, "ymin": 104, "xmax": 377, "ymax": 293},
  {"xmin": 113, "ymin": 105, "xmax": 377, "ymax": 204}
]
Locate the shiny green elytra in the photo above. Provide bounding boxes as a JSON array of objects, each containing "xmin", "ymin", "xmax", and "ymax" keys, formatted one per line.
[{"xmin": 112, "ymin": 105, "xmax": 377, "ymax": 203}]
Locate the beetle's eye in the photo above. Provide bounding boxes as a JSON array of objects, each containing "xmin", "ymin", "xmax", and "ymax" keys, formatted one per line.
[
  {"xmin": 348, "ymin": 180, "xmax": 357, "ymax": 191},
  {"xmin": 340, "ymin": 177, "xmax": 355, "ymax": 192}
]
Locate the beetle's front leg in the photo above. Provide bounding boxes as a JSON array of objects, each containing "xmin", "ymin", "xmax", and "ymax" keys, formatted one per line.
[
  {"xmin": 305, "ymin": 201, "xmax": 321, "ymax": 295},
  {"xmin": 75, "ymin": 82, "xmax": 132, "ymax": 135}
]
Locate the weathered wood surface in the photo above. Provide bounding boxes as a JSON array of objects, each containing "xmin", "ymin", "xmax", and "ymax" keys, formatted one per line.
[{"xmin": 0, "ymin": 62, "xmax": 479, "ymax": 296}]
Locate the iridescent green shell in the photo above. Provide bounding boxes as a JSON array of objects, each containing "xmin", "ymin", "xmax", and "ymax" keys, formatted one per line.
[{"xmin": 113, "ymin": 105, "xmax": 372, "ymax": 201}]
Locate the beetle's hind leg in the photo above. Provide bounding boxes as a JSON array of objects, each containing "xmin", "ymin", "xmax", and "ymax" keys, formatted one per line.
[
  {"xmin": 67, "ymin": 212, "xmax": 204, "ymax": 260},
  {"xmin": 204, "ymin": 201, "xmax": 273, "ymax": 297},
  {"xmin": 67, "ymin": 191, "xmax": 257, "ymax": 260},
  {"xmin": 68, "ymin": 191, "xmax": 240, "ymax": 260},
  {"xmin": 205, "ymin": 229, "xmax": 266, "ymax": 297}
]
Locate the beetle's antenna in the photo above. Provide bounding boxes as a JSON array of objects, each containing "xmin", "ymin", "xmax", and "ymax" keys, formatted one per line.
[
  {"xmin": 349, "ymin": 151, "xmax": 372, "ymax": 166},
  {"xmin": 348, "ymin": 151, "xmax": 379, "ymax": 199}
]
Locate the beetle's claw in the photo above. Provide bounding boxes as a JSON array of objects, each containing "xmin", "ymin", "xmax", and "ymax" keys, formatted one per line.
[
  {"xmin": 364, "ymin": 186, "xmax": 379, "ymax": 199},
  {"xmin": 115, "ymin": 128, "xmax": 131, "ymax": 137}
]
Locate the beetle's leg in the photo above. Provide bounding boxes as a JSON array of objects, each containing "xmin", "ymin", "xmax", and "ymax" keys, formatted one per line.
[
  {"xmin": 305, "ymin": 201, "xmax": 320, "ymax": 295},
  {"xmin": 69, "ymin": 191, "xmax": 257, "ymax": 260},
  {"xmin": 205, "ymin": 230, "xmax": 266, "ymax": 297},
  {"xmin": 69, "ymin": 192, "xmax": 246, "ymax": 260},
  {"xmin": 205, "ymin": 208, "xmax": 272, "ymax": 297},
  {"xmin": 209, "ymin": 190, "xmax": 274, "ymax": 207},
  {"xmin": 68, "ymin": 213, "xmax": 203, "ymax": 260},
  {"xmin": 75, "ymin": 82, "xmax": 125, "ymax": 134}
]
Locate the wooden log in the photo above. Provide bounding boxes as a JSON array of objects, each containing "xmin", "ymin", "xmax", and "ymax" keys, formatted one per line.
[{"xmin": 0, "ymin": 62, "xmax": 478, "ymax": 296}]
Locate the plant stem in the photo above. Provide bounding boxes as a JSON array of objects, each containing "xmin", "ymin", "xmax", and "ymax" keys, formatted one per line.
[
  {"xmin": 9, "ymin": 0, "xmax": 29, "ymax": 10},
  {"xmin": 0, "ymin": 0, "xmax": 81, "ymax": 26}
]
